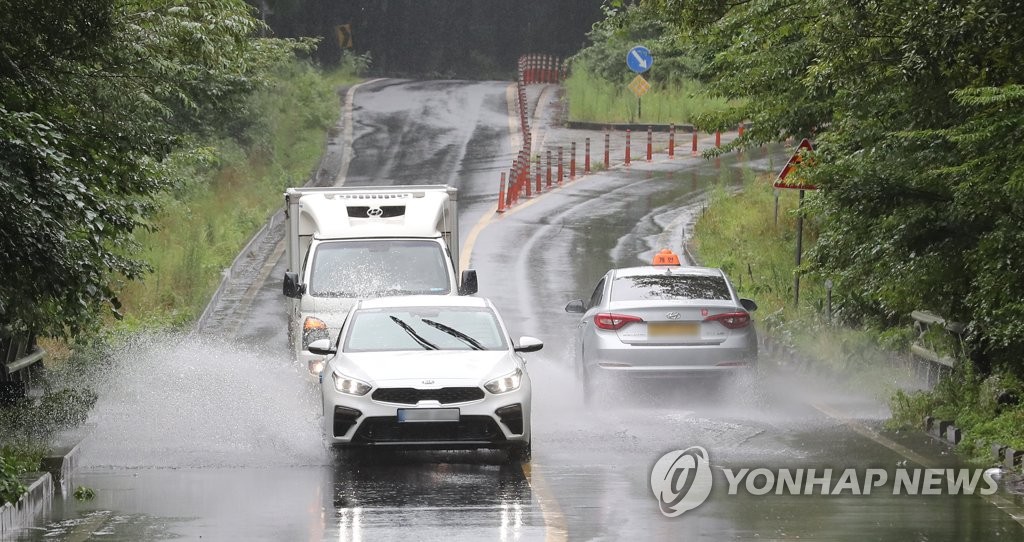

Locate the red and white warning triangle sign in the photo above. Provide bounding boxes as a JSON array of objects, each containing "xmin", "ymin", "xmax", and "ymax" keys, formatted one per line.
[{"xmin": 774, "ymin": 138, "xmax": 816, "ymax": 190}]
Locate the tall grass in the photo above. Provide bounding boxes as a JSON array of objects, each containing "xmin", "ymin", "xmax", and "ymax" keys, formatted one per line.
[
  {"xmin": 115, "ymin": 61, "xmax": 361, "ymax": 328},
  {"xmin": 564, "ymin": 68, "xmax": 733, "ymax": 124}
]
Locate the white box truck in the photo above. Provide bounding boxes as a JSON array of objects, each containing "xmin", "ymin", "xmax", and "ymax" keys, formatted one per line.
[{"xmin": 282, "ymin": 185, "xmax": 478, "ymax": 373}]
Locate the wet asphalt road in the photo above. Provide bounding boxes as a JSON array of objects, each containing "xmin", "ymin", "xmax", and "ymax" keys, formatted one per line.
[{"xmin": 12, "ymin": 79, "xmax": 1024, "ymax": 541}]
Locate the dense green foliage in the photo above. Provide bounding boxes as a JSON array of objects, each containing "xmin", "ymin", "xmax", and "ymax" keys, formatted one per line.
[
  {"xmin": 118, "ymin": 61, "xmax": 359, "ymax": 326},
  {"xmin": 571, "ymin": 1, "xmax": 697, "ymax": 86},
  {"xmin": 0, "ymin": 452, "xmax": 29, "ymax": 505},
  {"xmin": 563, "ymin": 66, "xmax": 731, "ymax": 124},
  {"xmin": 598, "ymin": 0, "xmax": 1024, "ymax": 375},
  {"xmin": 0, "ymin": 0, "xmax": 310, "ymax": 338}
]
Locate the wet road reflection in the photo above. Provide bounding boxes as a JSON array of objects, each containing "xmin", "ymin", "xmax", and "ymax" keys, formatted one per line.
[{"xmin": 326, "ymin": 451, "xmax": 542, "ymax": 541}]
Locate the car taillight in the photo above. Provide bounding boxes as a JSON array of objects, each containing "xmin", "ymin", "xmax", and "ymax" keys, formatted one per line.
[
  {"xmin": 704, "ymin": 311, "xmax": 751, "ymax": 329},
  {"xmin": 594, "ymin": 313, "xmax": 643, "ymax": 330}
]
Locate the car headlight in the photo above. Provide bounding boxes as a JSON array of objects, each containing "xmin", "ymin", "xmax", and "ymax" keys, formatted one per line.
[
  {"xmin": 484, "ymin": 368, "xmax": 523, "ymax": 394},
  {"xmin": 332, "ymin": 371, "xmax": 372, "ymax": 396}
]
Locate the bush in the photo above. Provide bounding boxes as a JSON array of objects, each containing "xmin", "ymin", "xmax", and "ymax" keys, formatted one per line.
[{"xmin": 0, "ymin": 453, "xmax": 28, "ymax": 505}]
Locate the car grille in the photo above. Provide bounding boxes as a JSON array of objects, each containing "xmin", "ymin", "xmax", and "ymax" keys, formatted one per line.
[
  {"xmin": 353, "ymin": 415, "xmax": 503, "ymax": 443},
  {"xmin": 371, "ymin": 387, "xmax": 485, "ymax": 405}
]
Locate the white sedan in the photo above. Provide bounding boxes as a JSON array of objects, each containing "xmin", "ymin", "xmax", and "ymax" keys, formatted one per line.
[{"xmin": 310, "ymin": 295, "xmax": 542, "ymax": 462}]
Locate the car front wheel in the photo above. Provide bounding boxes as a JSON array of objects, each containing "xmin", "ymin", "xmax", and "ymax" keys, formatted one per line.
[{"xmin": 506, "ymin": 441, "xmax": 532, "ymax": 464}]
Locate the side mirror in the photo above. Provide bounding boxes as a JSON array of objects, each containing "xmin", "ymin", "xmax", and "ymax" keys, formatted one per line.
[
  {"xmin": 307, "ymin": 338, "xmax": 335, "ymax": 356},
  {"xmin": 283, "ymin": 272, "xmax": 305, "ymax": 298},
  {"xmin": 459, "ymin": 269, "xmax": 479, "ymax": 295},
  {"xmin": 514, "ymin": 336, "xmax": 544, "ymax": 353},
  {"xmin": 564, "ymin": 299, "xmax": 586, "ymax": 314},
  {"xmin": 740, "ymin": 298, "xmax": 758, "ymax": 312}
]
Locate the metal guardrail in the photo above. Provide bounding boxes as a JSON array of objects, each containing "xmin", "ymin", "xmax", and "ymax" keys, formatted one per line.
[
  {"xmin": 1, "ymin": 330, "xmax": 46, "ymax": 403},
  {"xmin": 909, "ymin": 310, "xmax": 964, "ymax": 386}
]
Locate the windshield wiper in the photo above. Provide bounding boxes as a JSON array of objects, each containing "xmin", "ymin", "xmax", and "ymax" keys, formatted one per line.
[
  {"xmin": 389, "ymin": 316, "xmax": 438, "ymax": 350},
  {"xmin": 421, "ymin": 319, "xmax": 485, "ymax": 350}
]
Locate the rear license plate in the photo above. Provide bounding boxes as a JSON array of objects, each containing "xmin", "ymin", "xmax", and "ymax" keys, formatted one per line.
[
  {"xmin": 397, "ymin": 408, "xmax": 460, "ymax": 423},
  {"xmin": 648, "ymin": 322, "xmax": 699, "ymax": 337}
]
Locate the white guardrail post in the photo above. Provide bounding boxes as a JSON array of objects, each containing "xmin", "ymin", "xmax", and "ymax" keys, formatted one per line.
[
  {"xmin": 1, "ymin": 330, "xmax": 46, "ymax": 404},
  {"xmin": 909, "ymin": 310, "xmax": 965, "ymax": 386}
]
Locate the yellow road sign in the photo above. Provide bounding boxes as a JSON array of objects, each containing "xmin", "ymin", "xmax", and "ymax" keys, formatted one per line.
[
  {"xmin": 335, "ymin": 23, "xmax": 353, "ymax": 49},
  {"xmin": 628, "ymin": 75, "xmax": 651, "ymax": 98}
]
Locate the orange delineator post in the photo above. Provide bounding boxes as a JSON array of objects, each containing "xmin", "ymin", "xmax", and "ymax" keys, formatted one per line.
[
  {"xmin": 604, "ymin": 131, "xmax": 610, "ymax": 168},
  {"xmin": 535, "ymin": 168, "xmax": 541, "ymax": 195},
  {"xmin": 585, "ymin": 138, "xmax": 591, "ymax": 174},
  {"xmin": 646, "ymin": 127, "xmax": 653, "ymax": 162},
  {"xmin": 523, "ymin": 153, "xmax": 532, "ymax": 198},
  {"xmin": 691, "ymin": 131, "xmax": 698, "ymax": 155},
  {"xmin": 557, "ymin": 146, "xmax": 564, "ymax": 185},
  {"xmin": 546, "ymin": 150, "xmax": 552, "ymax": 188},
  {"xmin": 715, "ymin": 131, "xmax": 721, "ymax": 148},
  {"xmin": 497, "ymin": 173, "xmax": 506, "ymax": 213},
  {"xmin": 625, "ymin": 130, "xmax": 631, "ymax": 166},
  {"xmin": 570, "ymin": 142, "xmax": 576, "ymax": 180},
  {"xmin": 668, "ymin": 124, "xmax": 675, "ymax": 159},
  {"xmin": 508, "ymin": 165, "xmax": 518, "ymax": 206}
]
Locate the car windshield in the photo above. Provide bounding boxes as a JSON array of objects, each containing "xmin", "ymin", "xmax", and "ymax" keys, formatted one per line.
[
  {"xmin": 343, "ymin": 307, "xmax": 507, "ymax": 352},
  {"xmin": 611, "ymin": 273, "xmax": 731, "ymax": 301},
  {"xmin": 308, "ymin": 239, "xmax": 451, "ymax": 297}
]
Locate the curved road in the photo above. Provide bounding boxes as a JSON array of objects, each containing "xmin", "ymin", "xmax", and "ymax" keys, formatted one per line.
[{"xmin": 15, "ymin": 79, "xmax": 1024, "ymax": 541}]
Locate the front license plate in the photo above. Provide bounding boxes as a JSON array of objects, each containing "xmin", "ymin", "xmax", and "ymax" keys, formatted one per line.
[
  {"xmin": 397, "ymin": 408, "xmax": 460, "ymax": 423},
  {"xmin": 648, "ymin": 322, "xmax": 699, "ymax": 337}
]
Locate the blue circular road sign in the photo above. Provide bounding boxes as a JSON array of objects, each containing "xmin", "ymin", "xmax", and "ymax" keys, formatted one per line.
[{"xmin": 627, "ymin": 46, "xmax": 653, "ymax": 74}]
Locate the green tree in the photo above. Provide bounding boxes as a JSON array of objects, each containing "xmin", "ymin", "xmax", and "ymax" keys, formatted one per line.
[
  {"xmin": 593, "ymin": 0, "xmax": 1024, "ymax": 372},
  {"xmin": 0, "ymin": 0, "xmax": 307, "ymax": 337}
]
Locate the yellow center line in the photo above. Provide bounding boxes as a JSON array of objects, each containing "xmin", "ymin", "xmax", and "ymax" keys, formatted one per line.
[
  {"xmin": 461, "ymin": 83, "xmax": 569, "ymax": 540},
  {"xmin": 522, "ymin": 462, "xmax": 569, "ymax": 541}
]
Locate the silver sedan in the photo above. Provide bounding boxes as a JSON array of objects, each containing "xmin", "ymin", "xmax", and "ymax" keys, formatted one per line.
[
  {"xmin": 310, "ymin": 295, "xmax": 542, "ymax": 462},
  {"xmin": 564, "ymin": 251, "xmax": 757, "ymax": 401}
]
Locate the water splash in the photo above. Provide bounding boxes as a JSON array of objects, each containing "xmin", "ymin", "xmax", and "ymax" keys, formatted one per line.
[{"xmin": 74, "ymin": 332, "xmax": 328, "ymax": 469}]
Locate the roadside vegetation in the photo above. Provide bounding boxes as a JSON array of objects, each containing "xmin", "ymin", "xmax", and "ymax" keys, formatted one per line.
[
  {"xmin": 564, "ymin": 64, "xmax": 731, "ymax": 124},
  {"xmin": 0, "ymin": 1, "xmax": 366, "ymax": 505},
  {"xmin": 564, "ymin": 2, "xmax": 733, "ymax": 124},
  {"xmin": 116, "ymin": 59, "xmax": 364, "ymax": 328},
  {"xmin": 693, "ymin": 170, "xmax": 918, "ymax": 396},
  {"xmin": 693, "ymin": 169, "xmax": 1024, "ymax": 462},
  {"xmin": 575, "ymin": 0, "xmax": 1024, "ymax": 462}
]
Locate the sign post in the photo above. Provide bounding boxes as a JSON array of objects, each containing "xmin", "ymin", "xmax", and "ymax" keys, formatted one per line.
[
  {"xmin": 773, "ymin": 138, "xmax": 816, "ymax": 307},
  {"xmin": 626, "ymin": 46, "xmax": 653, "ymax": 120}
]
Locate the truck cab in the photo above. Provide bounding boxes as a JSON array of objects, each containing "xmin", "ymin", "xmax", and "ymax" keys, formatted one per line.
[{"xmin": 282, "ymin": 185, "xmax": 477, "ymax": 373}]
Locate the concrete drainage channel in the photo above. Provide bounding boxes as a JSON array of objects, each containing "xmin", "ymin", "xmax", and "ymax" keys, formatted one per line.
[{"xmin": 1, "ymin": 442, "xmax": 80, "ymax": 535}]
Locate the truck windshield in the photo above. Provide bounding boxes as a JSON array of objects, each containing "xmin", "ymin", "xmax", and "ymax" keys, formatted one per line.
[{"xmin": 308, "ymin": 239, "xmax": 451, "ymax": 297}]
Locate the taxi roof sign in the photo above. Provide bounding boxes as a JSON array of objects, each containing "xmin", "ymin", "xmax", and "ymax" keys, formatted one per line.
[
  {"xmin": 652, "ymin": 249, "xmax": 680, "ymax": 266},
  {"xmin": 774, "ymin": 138, "xmax": 817, "ymax": 190}
]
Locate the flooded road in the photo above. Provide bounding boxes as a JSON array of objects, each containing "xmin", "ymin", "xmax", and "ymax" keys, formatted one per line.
[{"xmin": 11, "ymin": 80, "xmax": 1024, "ymax": 541}]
